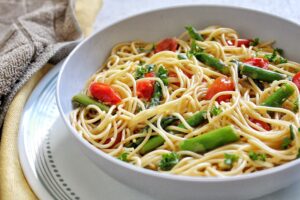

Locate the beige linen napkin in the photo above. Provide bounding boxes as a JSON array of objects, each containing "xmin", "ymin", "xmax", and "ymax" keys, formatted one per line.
[
  {"xmin": 0, "ymin": 0, "xmax": 102, "ymax": 199},
  {"xmin": 0, "ymin": 0, "xmax": 80, "ymax": 127}
]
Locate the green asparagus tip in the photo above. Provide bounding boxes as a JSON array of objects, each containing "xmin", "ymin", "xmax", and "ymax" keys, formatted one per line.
[{"xmin": 72, "ymin": 94, "xmax": 110, "ymax": 112}]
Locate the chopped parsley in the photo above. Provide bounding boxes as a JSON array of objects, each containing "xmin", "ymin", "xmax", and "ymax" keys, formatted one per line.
[
  {"xmin": 137, "ymin": 43, "xmax": 155, "ymax": 53},
  {"xmin": 248, "ymin": 151, "xmax": 266, "ymax": 161},
  {"xmin": 211, "ymin": 106, "xmax": 222, "ymax": 116},
  {"xmin": 135, "ymin": 64, "xmax": 155, "ymax": 79},
  {"xmin": 185, "ymin": 26, "xmax": 204, "ymax": 41},
  {"xmin": 177, "ymin": 53, "xmax": 188, "ymax": 60},
  {"xmin": 159, "ymin": 152, "xmax": 179, "ymax": 171},
  {"xmin": 281, "ymin": 137, "xmax": 292, "ymax": 150},
  {"xmin": 264, "ymin": 48, "xmax": 287, "ymax": 64},
  {"xmin": 224, "ymin": 153, "xmax": 239, "ymax": 167},
  {"xmin": 157, "ymin": 65, "xmax": 169, "ymax": 85},
  {"xmin": 275, "ymin": 48, "xmax": 284, "ymax": 55},
  {"xmin": 249, "ymin": 37, "xmax": 260, "ymax": 46},
  {"xmin": 118, "ymin": 152, "xmax": 129, "ymax": 162},
  {"xmin": 149, "ymin": 82, "xmax": 162, "ymax": 108}
]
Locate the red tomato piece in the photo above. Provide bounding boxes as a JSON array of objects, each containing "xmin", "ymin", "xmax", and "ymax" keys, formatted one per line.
[
  {"xmin": 104, "ymin": 132, "xmax": 123, "ymax": 147},
  {"xmin": 205, "ymin": 76, "xmax": 235, "ymax": 103},
  {"xmin": 169, "ymin": 72, "xmax": 177, "ymax": 77},
  {"xmin": 244, "ymin": 58, "xmax": 269, "ymax": 69},
  {"xmin": 184, "ymin": 71, "xmax": 193, "ymax": 78},
  {"xmin": 249, "ymin": 118, "xmax": 271, "ymax": 131},
  {"xmin": 145, "ymin": 72, "xmax": 155, "ymax": 79},
  {"xmin": 90, "ymin": 82, "xmax": 121, "ymax": 105},
  {"xmin": 227, "ymin": 39, "xmax": 252, "ymax": 47},
  {"xmin": 154, "ymin": 38, "xmax": 178, "ymax": 53},
  {"xmin": 137, "ymin": 72, "xmax": 155, "ymax": 101},
  {"xmin": 292, "ymin": 72, "xmax": 300, "ymax": 91},
  {"xmin": 170, "ymin": 71, "xmax": 192, "ymax": 79}
]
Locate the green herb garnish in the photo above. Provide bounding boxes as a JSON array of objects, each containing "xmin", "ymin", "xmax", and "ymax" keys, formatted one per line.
[
  {"xmin": 159, "ymin": 152, "xmax": 179, "ymax": 171},
  {"xmin": 249, "ymin": 37, "xmax": 260, "ymax": 46},
  {"xmin": 264, "ymin": 48, "xmax": 287, "ymax": 64},
  {"xmin": 275, "ymin": 48, "xmax": 284, "ymax": 55},
  {"xmin": 137, "ymin": 44, "xmax": 155, "ymax": 53},
  {"xmin": 248, "ymin": 151, "xmax": 266, "ymax": 161},
  {"xmin": 281, "ymin": 137, "xmax": 292, "ymax": 150},
  {"xmin": 224, "ymin": 153, "xmax": 239, "ymax": 167},
  {"xmin": 118, "ymin": 152, "xmax": 129, "ymax": 162},
  {"xmin": 135, "ymin": 64, "xmax": 155, "ymax": 79},
  {"xmin": 149, "ymin": 82, "xmax": 162, "ymax": 108},
  {"xmin": 211, "ymin": 106, "xmax": 222, "ymax": 116},
  {"xmin": 157, "ymin": 65, "xmax": 169, "ymax": 85},
  {"xmin": 178, "ymin": 53, "xmax": 187, "ymax": 60}
]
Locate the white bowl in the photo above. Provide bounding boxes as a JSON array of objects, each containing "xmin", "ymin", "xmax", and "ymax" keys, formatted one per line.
[{"xmin": 57, "ymin": 5, "xmax": 300, "ymax": 200}]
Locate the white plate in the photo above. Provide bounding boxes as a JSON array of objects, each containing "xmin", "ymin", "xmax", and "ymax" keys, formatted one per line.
[{"xmin": 18, "ymin": 62, "xmax": 300, "ymax": 200}]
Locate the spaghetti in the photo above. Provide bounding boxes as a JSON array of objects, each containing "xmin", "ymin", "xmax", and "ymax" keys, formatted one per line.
[{"xmin": 70, "ymin": 25, "xmax": 300, "ymax": 177}]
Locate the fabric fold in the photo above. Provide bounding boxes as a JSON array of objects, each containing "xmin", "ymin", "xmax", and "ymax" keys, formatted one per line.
[
  {"xmin": 0, "ymin": 0, "xmax": 103, "ymax": 199},
  {"xmin": 0, "ymin": 0, "xmax": 82, "ymax": 127}
]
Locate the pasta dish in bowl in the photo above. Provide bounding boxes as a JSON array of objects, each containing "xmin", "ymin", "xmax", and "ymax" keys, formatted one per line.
[
  {"xmin": 71, "ymin": 25, "xmax": 300, "ymax": 177},
  {"xmin": 56, "ymin": 5, "xmax": 300, "ymax": 200}
]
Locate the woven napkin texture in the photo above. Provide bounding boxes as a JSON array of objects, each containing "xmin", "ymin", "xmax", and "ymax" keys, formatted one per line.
[
  {"xmin": 0, "ymin": 0, "xmax": 102, "ymax": 199},
  {"xmin": 0, "ymin": 0, "xmax": 82, "ymax": 128}
]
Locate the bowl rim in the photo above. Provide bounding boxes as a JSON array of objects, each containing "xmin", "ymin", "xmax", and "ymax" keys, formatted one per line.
[{"xmin": 56, "ymin": 4, "xmax": 300, "ymax": 183}]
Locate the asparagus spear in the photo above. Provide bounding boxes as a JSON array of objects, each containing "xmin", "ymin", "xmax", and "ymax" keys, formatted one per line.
[
  {"xmin": 180, "ymin": 125, "xmax": 239, "ymax": 153},
  {"xmin": 237, "ymin": 62, "xmax": 286, "ymax": 83},
  {"xmin": 195, "ymin": 53, "xmax": 230, "ymax": 75},
  {"xmin": 139, "ymin": 116, "xmax": 178, "ymax": 155},
  {"xmin": 125, "ymin": 116, "xmax": 178, "ymax": 148},
  {"xmin": 72, "ymin": 94, "xmax": 109, "ymax": 112},
  {"xmin": 139, "ymin": 136, "xmax": 165, "ymax": 155},
  {"xmin": 261, "ymin": 83, "xmax": 295, "ymax": 107},
  {"xmin": 149, "ymin": 66, "xmax": 169, "ymax": 108},
  {"xmin": 185, "ymin": 26, "xmax": 204, "ymax": 41},
  {"xmin": 140, "ymin": 111, "xmax": 209, "ymax": 154},
  {"xmin": 177, "ymin": 110, "xmax": 207, "ymax": 128}
]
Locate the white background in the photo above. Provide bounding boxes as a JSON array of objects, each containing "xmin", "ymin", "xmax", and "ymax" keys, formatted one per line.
[{"xmin": 94, "ymin": 0, "xmax": 300, "ymax": 30}]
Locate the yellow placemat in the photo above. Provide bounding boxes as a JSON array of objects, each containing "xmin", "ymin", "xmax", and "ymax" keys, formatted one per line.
[{"xmin": 0, "ymin": 0, "xmax": 102, "ymax": 199}]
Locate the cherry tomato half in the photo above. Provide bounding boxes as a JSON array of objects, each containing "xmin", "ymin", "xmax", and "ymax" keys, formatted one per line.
[
  {"xmin": 104, "ymin": 132, "xmax": 123, "ymax": 148},
  {"xmin": 227, "ymin": 39, "xmax": 252, "ymax": 47},
  {"xmin": 244, "ymin": 57, "xmax": 269, "ymax": 69},
  {"xmin": 90, "ymin": 82, "xmax": 121, "ymax": 105},
  {"xmin": 154, "ymin": 38, "xmax": 178, "ymax": 53},
  {"xmin": 205, "ymin": 76, "xmax": 235, "ymax": 103},
  {"xmin": 292, "ymin": 72, "xmax": 300, "ymax": 91},
  {"xmin": 249, "ymin": 118, "xmax": 271, "ymax": 131},
  {"xmin": 136, "ymin": 72, "xmax": 155, "ymax": 101}
]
